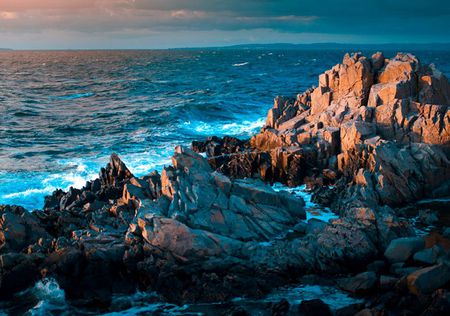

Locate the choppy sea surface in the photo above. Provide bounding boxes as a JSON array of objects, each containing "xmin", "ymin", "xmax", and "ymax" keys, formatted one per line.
[{"xmin": 1, "ymin": 49, "xmax": 449, "ymax": 210}]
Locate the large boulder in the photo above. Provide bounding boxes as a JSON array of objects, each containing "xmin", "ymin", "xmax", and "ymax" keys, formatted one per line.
[
  {"xmin": 337, "ymin": 271, "xmax": 378, "ymax": 294},
  {"xmin": 128, "ymin": 146, "xmax": 306, "ymax": 263},
  {"xmin": 384, "ymin": 237, "xmax": 425, "ymax": 263},
  {"xmin": 407, "ymin": 264, "xmax": 450, "ymax": 295}
]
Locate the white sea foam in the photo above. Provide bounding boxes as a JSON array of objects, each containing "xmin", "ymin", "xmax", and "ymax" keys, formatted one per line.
[
  {"xmin": 272, "ymin": 183, "xmax": 338, "ymax": 222},
  {"xmin": 232, "ymin": 62, "xmax": 249, "ymax": 67},
  {"xmin": 263, "ymin": 284, "xmax": 362, "ymax": 310},
  {"xmin": 185, "ymin": 118, "xmax": 265, "ymax": 137},
  {"xmin": 26, "ymin": 278, "xmax": 67, "ymax": 316},
  {"xmin": 3, "ymin": 187, "xmax": 56, "ymax": 199}
]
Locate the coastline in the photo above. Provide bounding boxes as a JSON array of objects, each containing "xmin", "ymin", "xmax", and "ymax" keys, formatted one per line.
[{"xmin": 1, "ymin": 51, "xmax": 450, "ymax": 315}]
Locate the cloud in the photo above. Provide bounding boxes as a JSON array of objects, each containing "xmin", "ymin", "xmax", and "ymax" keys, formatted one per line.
[
  {"xmin": 0, "ymin": 11, "xmax": 18, "ymax": 20},
  {"xmin": 170, "ymin": 10, "xmax": 206, "ymax": 19},
  {"xmin": 0, "ymin": 0, "xmax": 449, "ymax": 48}
]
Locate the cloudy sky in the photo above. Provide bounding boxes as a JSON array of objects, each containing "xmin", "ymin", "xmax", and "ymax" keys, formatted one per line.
[{"xmin": 0, "ymin": 0, "xmax": 449, "ymax": 49}]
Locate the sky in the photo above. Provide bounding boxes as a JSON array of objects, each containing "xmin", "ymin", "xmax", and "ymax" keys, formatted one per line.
[{"xmin": 0, "ymin": 0, "xmax": 449, "ymax": 49}]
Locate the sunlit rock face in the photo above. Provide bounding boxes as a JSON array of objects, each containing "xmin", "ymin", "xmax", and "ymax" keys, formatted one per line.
[
  {"xmin": 240, "ymin": 52, "xmax": 450, "ymax": 206},
  {"xmin": 127, "ymin": 146, "xmax": 306, "ymax": 261}
]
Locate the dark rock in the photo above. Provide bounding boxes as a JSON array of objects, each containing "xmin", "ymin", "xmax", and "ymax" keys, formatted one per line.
[
  {"xmin": 271, "ymin": 298, "xmax": 290, "ymax": 316},
  {"xmin": 380, "ymin": 275, "xmax": 399, "ymax": 289},
  {"xmin": 366, "ymin": 260, "xmax": 385, "ymax": 273},
  {"xmin": 59, "ymin": 187, "xmax": 82, "ymax": 210},
  {"xmin": 413, "ymin": 246, "xmax": 441, "ymax": 265},
  {"xmin": 384, "ymin": 237, "xmax": 425, "ymax": 263},
  {"xmin": 221, "ymin": 306, "xmax": 250, "ymax": 316},
  {"xmin": 394, "ymin": 266, "xmax": 421, "ymax": 277},
  {"xmin": 192, "ymin": 136, "xmax": 248, "ymax": 157},
  {"xmin": 44, "ymin": 189, "xmax": 65, "ymax": 210},
  {"xmin": 0, "ymin": 205, "xmax": 49, "ymax": 252},
  {"xmin": 443, "ymin": 227, "xmax": 450, "ymax": 238},
  {"xmin": 337, "ymin": 271, "xmax": 378, "ymax": 294},
  {"xmin": 354, "ymin": 308, "xmax": 377, "ymax": 316},
  {"xmin": 407, "ymin": 263, "xmax": 450, "ymax": 295},
  {"xmin": 335, "ymin": 303, "xmax": 365, "ymax": 316},
  {"xmin": 418, "ymin": 209, "xmax": 440, "ymax": 226},
  {"xmin": 422, "ymin": 289, "xmax": 450, "ymax": 316},
  {"xmin": 298, "ymin": 299, "xmax": 332, "ymax": 316},
  {"xmin": 0, "ymin": 252, "xmax": 41, "ymax": 297}
]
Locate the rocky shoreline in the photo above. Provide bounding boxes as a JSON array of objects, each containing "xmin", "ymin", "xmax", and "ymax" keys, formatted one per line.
[{"xmin": 1, "ymin": 52, "xmax": 450, "ymax": 315}]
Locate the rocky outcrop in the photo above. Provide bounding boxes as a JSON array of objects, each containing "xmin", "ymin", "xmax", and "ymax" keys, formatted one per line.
[{"xmin": 193, "ymin": 52, "xmax": 450, "ymax": 208}]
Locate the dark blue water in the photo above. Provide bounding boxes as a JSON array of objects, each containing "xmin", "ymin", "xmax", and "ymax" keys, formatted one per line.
[{"xmin": 1, "ymin": 49, "xmax": 450, "ymax": 210}]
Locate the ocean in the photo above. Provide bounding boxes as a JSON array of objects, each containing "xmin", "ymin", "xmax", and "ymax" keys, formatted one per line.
[
  {"xmin": 1, "ymin": 48, "xmax": 450, "ymax": 314},
  {"xmin": 2, "ymin": 49, "xmax": 449, "ymax": 211}
]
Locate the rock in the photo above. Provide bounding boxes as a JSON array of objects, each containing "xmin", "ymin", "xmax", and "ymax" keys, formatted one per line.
[
  {"xmin": 354, "ymin": 308, "xmax": 377, "ymax": 316},
  {"xmin": 384, "ymin": 237, "xmax": 425, "ymax": 263},
  {"xmin": 413, "ymin": 246, "xmax": 441, "ymax": 265},
  {"xmin": 380, "ymin": 275, "xmax": 399, "ymax": 289},
  {"xmin": 366, "ymin": 260, "xmax": 385, "ymax": 273},
  {"xmin": 0, "ymin": 252, "xmax": 41, "ymax": 297},
  {"xmin": 418, "ymin": 209, "xmax": 439, "ymax": 226},
  {"xmin": 221, "ymin": 306, "xmax": 250, "ymax": 316},
  {"xmin": 421, "ymin": 289, "xmax": 450, "ymax": 315},
  {"xmin": 337, "ymin": 271, "xmax": 378, "ymax": 294},
  {"xmin": 395, "ymin": 267, "xmax": 421, "ymax": 277},
  {"xmin": 407, "ymin": 264, "xmax": 450, "ymax": 295},
  {"xmin": 443, "ymin": 227, "xmax": 450, "ymax": 238},
  {"xmin": 98, "ymin": 153, "xmax": 134, "ymax": 200},
  {"xmin": 298, "ymin": 299, "xmax": 332, "ymax": 316},
  {"xmin": 371, "ymin": 52, "xmax": 385, "ymax": 72},
  {"xmin": 378, "ymin": 53, "xmax": 418, "ymax": 85},
  {"xmin": 192, "ymin": 136, "xmax": 248, "ymax": 157},
  {"xmin": 154, "ymin": 146, "xmax": 306, "ymax": 244},
  {"xmin": 0, "ymin": 205, "xmax": 49, "ymax": 252},
  {"xmin": 340, "ymin": 121, "xmax": 375, "ymax": 152},
  {"xmin": 335, "ymin": 303, "xmax": 365, "ymax": 316},
  {"xmin": 271, "ymin": 298, "xmax": 290, "ymax": 316}
]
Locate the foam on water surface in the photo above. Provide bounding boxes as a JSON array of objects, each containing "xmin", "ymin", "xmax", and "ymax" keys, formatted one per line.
[
  {"xmin": 272, "ymin": 183, "xmax": 339, "ymax": 222},
  {"xmin": 3, "ymin": 278, "xmax": 360, "ymax": 315}
]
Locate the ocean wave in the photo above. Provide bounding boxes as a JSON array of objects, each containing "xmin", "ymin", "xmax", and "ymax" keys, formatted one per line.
[
  {"xmin": 232, "ymin": 62, "xmax": 249, "ymax": 67},
  {"xmin": 184, "ymin": 118, "xmax": 265, "ymax": 137},
  {"xmin": 123, "ymin": 150, "xmax": 175, "ymax": 176},
  {"xmin": 55, "ymin": 92, "xmax": 94, "ymax": 100},
  {"xmin": 2, "ymin": 187, "xmax": 56, "ymax": 199}
]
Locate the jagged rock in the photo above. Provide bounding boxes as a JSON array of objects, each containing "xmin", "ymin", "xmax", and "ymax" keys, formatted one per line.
[
  {"xmin": 371, "ymin": 52, "xmax": 385, "ymax": 72},
  {"xmin": 192, "ymin": 136, "xmax": 248, "ymax": 157},
  {"xmin": 241, "ymin": 51, "xmax": 450, "ymax": 208},
  {"xmin": 134, "ymin": 147, "xmax": 306, "ymax": 249},
  {"xmin": 0, "ymin": 205, "xmax": 49, "ymax": 252}
]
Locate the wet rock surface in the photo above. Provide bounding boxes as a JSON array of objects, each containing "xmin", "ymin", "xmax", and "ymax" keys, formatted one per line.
[{"xmin": 1, "ymin": 51, "xmax": 450, "ymax": 315}]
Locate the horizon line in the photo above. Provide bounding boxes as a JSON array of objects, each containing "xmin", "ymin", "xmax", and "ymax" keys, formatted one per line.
[{"xmin": 2, "ymin": 42, "xmax": 450, "ymax": 51}]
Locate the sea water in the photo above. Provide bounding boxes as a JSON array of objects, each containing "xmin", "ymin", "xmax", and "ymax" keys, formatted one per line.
[{"xmin": 2, "ymin": 49, "xmax": 449, "ymax": 210}]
